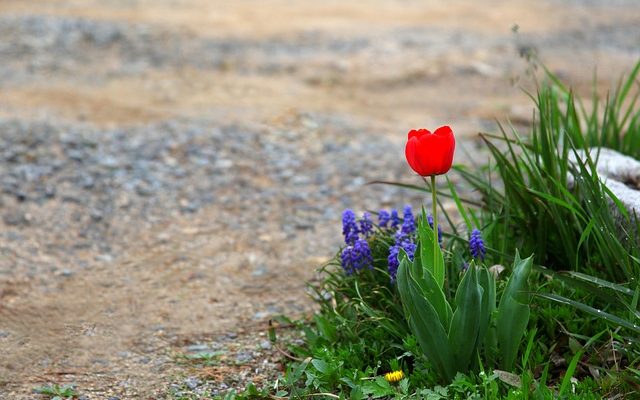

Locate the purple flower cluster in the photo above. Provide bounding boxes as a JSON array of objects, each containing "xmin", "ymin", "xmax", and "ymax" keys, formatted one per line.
[
  {"xmin": 401, "ymin": 205, "xmax": 416, "ymax": 235},
  {"xmin": 340, "ymin": 209, "xmax": 374, "ymax": 274},
  {"xmin": 378, "ymin": 210, "xmax": 390, "ymax": 228},
  {"xmin": 341, "ymin": 238, "xmax": 374, "ymax": 275},
  {"xmin": 469, "ymin": 228, "xmax": 486, "ymax": 260},
  {"xmin": 360, "ymin": 212, "xmax": 373, "ymax": 238},
  {"xmin": 342, "ymin": 209, "xmax": 359, "ymax": 245},
  {"xmin": 386, "ymin": 205, "xmax": 417, "ymax": 281}
]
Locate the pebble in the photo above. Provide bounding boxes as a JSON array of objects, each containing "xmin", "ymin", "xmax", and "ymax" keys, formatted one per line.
[
  {"xmin": 235, "ymin": 351, "xmax": 253, "ymax": 364},
  {"xmin": 3, "ymin": 212, "xmax": 30, "ymax": 226},
  {"xmin": 259, "ymin": 340, "xmax": 272, "ymax": 350},
  {"xmin": 186, "ymin": 344, "xmax": 210, "ymax": 353},
  {"xmin": 60, "ymin": 269, "xmax": 74, "ymax": 277},
  {"xmin": 184, "ymin": 377, "xmax": 201, "ymax": 390}
]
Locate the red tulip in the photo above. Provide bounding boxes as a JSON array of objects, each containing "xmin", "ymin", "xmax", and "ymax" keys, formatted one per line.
[{"xmin": 405, "ymin": 126, "xmax": 455, "ymax": 176}]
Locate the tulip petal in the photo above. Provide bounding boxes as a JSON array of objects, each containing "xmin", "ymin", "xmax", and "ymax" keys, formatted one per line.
[
  {"xmin": 434, "ymin": 125, "xmax": 453, "ymax": 137},
  {"xmin": 408, "ymin": 129, "xmax": 430, "ymax": 140},
  {"xmin": 405, "ymin": 137, "xmax": 422, "ymax": 175}
]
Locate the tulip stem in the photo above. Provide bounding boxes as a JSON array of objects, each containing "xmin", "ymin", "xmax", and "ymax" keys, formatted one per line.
[{"xmin": 431, "ymin": 175, "xmax": 438, "ymax": 259}]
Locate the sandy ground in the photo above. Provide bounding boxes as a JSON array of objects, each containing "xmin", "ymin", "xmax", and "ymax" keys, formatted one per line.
[{"xmin": 0, "ymin": 0, "xmax": 639, "ymax": 398}]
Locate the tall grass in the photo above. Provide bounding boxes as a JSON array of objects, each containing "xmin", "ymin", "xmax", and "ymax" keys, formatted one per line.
[{"xmin": 454, "ymin": 62, "xmax": 640, "ymax": 283}]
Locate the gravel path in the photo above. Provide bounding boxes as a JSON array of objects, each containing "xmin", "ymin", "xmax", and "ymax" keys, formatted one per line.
[{"xmin": 0, "ymin": 1, "xmax": 639, "ymax": 398}]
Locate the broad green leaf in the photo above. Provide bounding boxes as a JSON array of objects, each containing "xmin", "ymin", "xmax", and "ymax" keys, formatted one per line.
[
  {"xmin": 397, "ymin": 256, "xmax": 454, "ymax": 381},
  {"xmin": 496, "ymin": 251, "xmax": 533, "ymax": 370},
  {"xmin": 410, "ymin": 254, "xmax": 452, "ymax": 329},
  {"xmin": 361, "ymin": 376, "xmax": 395, "ymax": 398},
  {"xmin": 448, "ymin": 266, "xmax": 483, "ymax": 372},
  {"xmin": 311, "ymin": 359, "xmax": 329, "ymax": 374},
  {"xmin": 418, "ymin": 209, "xmax": 445, "ymax": 288},
  {"xmin": 477, "ymin": 266, "xmax": 496, "ymax": 360}
]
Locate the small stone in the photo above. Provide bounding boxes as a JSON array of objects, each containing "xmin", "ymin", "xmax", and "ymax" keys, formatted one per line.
[
  {"xmin": 179, "ymin": 198, "xmax": 198, "ymax": 213},
  {"xmin": 90, "ymin": 208, "xmax": 104, "ymax": 221},
  {"xmin": 186, "ymin": 344, "xmax": 210, "ymax": 353},
  {"xmin": 184, "ymin": 377, "xmax": 201, "ymax": 390},
  {"xmin": 214, "ymin": 159, "xmax": 233, "ymax": 169},
  {"xmin": 253, "ymin": 311, "xmax": 270, "ymax": 320},
  {"xmin": 0, "ymin": 330, "xmax": 10, "ymax": 338},
  {"xmin": 235, "ymin": 351, "xmax": 253, "ymax": 363},
  {"xmin": 44, "ymin": 185, "xmax": 56, "ymax": 198},
  {"xmin": 259, "ymin": 340, "xmax": 272, "ymax": 350},
  {"xmin": 3, "ymin": 212, "xmax": 30, "ymax": 226},
  {"xmin": 135, "ymin": 182, "xmax": 154, "ymax": 196},
  {"xmin": 15, "ymin": 191, "xmax": 27, "ymax": 202},
  {"xmin": 251, "ymin": 264, "xmax": 268, "ymax": 277}
]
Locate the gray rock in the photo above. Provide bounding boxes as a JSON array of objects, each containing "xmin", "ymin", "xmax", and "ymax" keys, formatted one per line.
[
  {"xmin": 259, "ymin": 340, "xmax": 272, "ymax": 350},
  {"xmin": 569, "ymin": 148, "xmax": 640, "ymax": 215},
  {"xmin": 186, "ymin": 344, "xmax": 210, "ymax": 353},
  {"xmin": 3, "ymin": 212, "xmax": 30, "ymax": 226},
  {"xmin": 235, "ymin": 351, "xmax": 253, "ymax": 363},
  {"xmin": 184, "ymin": 376, "xmax": 201, "ymax": 390}
]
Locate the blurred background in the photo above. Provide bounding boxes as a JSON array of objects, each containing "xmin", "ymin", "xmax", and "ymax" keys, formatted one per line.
[{"xmin": 1, "ymin": 0, "xmax": 639, "ymax": 397}]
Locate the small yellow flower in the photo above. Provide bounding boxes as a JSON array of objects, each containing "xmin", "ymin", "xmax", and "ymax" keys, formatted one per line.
[{"xmin": 384, "ymin": 370, "xmax": 405, "ymax": 383}]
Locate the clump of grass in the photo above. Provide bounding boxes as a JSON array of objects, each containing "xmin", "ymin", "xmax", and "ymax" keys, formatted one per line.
[
  {"xmin": 454, "ymin": 62, "xmax": 640, "ymax": 283},
  {"xmin": 34, "ymin": 383, "xmax": 78, "ymax": 400}
]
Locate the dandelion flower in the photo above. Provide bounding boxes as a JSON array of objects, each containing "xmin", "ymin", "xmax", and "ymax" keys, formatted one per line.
[{"xmin": 384, "ymin": 370, "xmax": 405, "ymax": 383}]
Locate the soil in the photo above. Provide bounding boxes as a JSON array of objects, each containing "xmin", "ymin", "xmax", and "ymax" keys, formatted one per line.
[{"xmin": 0, "ymin": 0, "xmax": 639, "ymax": 398}]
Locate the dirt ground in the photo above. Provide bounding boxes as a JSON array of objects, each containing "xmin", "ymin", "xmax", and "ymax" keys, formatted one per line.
[{"xmin": 0, "ymin": 0, "xmax": 639, "ymax": 398}]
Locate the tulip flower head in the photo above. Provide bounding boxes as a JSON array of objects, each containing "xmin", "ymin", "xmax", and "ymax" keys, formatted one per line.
[{"xmin": 405, "ymin": 126, "xmax": 455, "ymax": 176}]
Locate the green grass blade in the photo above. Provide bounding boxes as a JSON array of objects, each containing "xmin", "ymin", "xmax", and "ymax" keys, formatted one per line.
[
  {"xmin": 558, "ymin": 350, "xmax": 583, "ymax": 397},
  {"xmin": 535, "ymin": 292, "xmax": 640, "ymax": 334}
]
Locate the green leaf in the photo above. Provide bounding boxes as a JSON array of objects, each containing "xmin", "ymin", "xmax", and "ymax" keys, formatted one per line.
[
  {"xmin": 313, "ymin": 314, "xmax": 337, "ymax": 342},
  {"xmin": 565, "ymin": 271, "xmax": 634, "ymax": 297},
  {"xmin": 559, "ymin": 350, "xmax": 583, "ymax": 397},
  {"xmin": 418, "ymin": 209, "xmax": 445, "ymax": 288},
  {"xmin": 477, "ymin": 266, "xmax": 497, "ymax": 363},
  {"xmin": 535, "ymin": 292, "xmax": 640, "ymax": 334},
  {"xmin": 362, "ymin": 376, "xmax": 395, "ymax": 398},
  {"xmin": 448, "ymin": 266, "xmax": 483, "ymax": 372},
  {"xmin": 311, "ymin": 359, "xmax": 330, "ymax": 374},
  {"xmin": 410, "ymin": 259, "xmax": 452, "ymax": 330},
  {"xmin": 397, "ymin": 256, "xmax": 455, "ymax": 382},
  {"xmin": 349, "ymin": 386, "xmax": 366, "ymax": 400},
  {"xmin": 496, "ymin": 251, "xmax": 533, "ymax": 370}
]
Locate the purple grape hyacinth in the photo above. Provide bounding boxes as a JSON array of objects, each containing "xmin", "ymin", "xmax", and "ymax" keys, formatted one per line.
[
  {"xmin": 390, "ymin": 209, "xmax": 400, "ymax": 229},
  {"xmin": 401, "ymin": 205, "xmax": 416, "ymax": 235},
  {"xmin": 469, "ymin": 228, "xmax": 486, "ymax": 260},
  {"xmin": 342, "ymin": 209, "xmax": 359, "ymax": 245},
  {"xmin": 360, "ymin": 212, "xmax": 373, "ymax": 237},
  {"xmin": 378, "ymin": 210, "xmax": 391, "ymax": 228},
  {"xmin": 388, "ymin": 231, "xmax": 416, "ymax": 282},
  {"xmin": 341, "ymin": 238, "xmax": 373, "ymax": 274}
]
